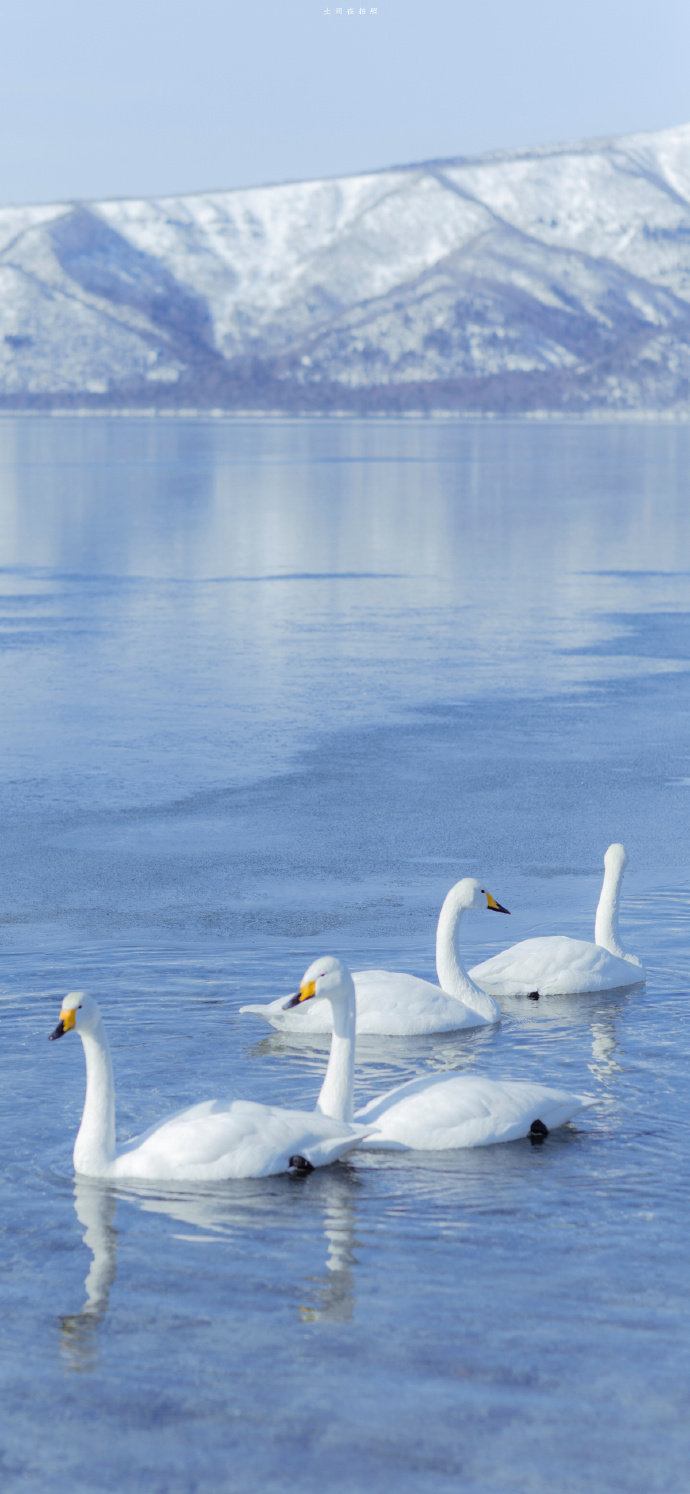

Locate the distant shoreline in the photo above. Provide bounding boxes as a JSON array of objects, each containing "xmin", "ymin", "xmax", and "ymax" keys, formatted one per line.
[{"xmin": 1, "ymin": 406, "xmax": 689, "ymax": 422}]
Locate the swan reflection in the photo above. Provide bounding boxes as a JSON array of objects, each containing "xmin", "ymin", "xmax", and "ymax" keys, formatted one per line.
[
  {"xmin": 60, "ymin": 1178, "xmax": 118, "ymax": 1371},
  {"xmin": 61, "ymin": 1163, "xmax": 360, "ymax": 1364},
  {"xmin": 130, "ymin": 1166, "xmax": 360, "ymax": 1325},
  {"xmin": 589, "ymin": 1017, "xmax": 625, "ymax": 1088},
  {"xmin": 499, "ymin": 985, "xmax": 630, "ymax": 1094},
  {"xmin": 299, "ymin": 1169, "xmax": 359, "ymax": 1324}
]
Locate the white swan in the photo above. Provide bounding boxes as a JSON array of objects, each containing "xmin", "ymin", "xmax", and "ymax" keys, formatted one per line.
[
  {"xmin": 284, "ymin": 956, "xmax": 592, "ymax": 1148},
  {"xmin": 240, "ymin": 879, "xmax": 509, "ymax": 1036},
  {"xmin": 468, "ymin": 844, "xmax": 645, "ymax": 998},
  {"xmin": 49, "ymin": 992, "xmax": 367, "ymax": 1180}
]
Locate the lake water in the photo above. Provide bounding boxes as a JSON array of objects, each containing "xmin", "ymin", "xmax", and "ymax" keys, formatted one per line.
[{"xmin": 2, "ymin": 415, "xmax": 690, "ymax": 1493}]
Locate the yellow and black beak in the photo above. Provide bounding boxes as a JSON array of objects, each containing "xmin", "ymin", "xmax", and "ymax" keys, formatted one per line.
[
  {"xmin": 484, "ymin": 891, "xmax": 510, "ymax": 915},
  {"xmin": 283, "ymin": 979, "xmax": 317, "ymax": 1011},
  {"xmin": 49, "ymin": 1008, "xmax": 76, "ymax": 1041}
]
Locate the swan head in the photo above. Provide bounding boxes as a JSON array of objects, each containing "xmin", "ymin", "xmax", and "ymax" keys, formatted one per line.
[
  {"xmin": 49, "ymin": 991, "xmax": 98, "ymax": 1040},
  {"xmin": 444, "ymin": 878, "xmax": 510, "ymax": 915},
  {"xmin": 283, "ymin": 956, "xmax": 354, "ymax": 1011},
  {"xmin": 604, "ymin": 843, "xmax": 627, "ymax": 873}
]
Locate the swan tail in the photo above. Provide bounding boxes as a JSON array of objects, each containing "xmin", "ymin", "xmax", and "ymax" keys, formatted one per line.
[
  {"xmin": 304, "ymin": 1126, "xmax": 370, "ymax": 1168},
  {"xmin": 537, "ymin": 1092, "xmax": 595, "ymax": 1131},
  {"xmin": 238, "ymin": 1003, "xmax": 279, "ymax": 1022}
]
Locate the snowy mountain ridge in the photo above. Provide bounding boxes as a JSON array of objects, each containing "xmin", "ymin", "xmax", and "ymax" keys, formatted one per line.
[{"xmin": 3, "ymin": 121, "xmax": 690, "ymax": 412}]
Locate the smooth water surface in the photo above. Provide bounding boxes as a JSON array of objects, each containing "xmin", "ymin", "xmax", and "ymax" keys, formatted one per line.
[{"xmin": 2, "ymin": 417, "xmax": 690, "ymax": 1493}]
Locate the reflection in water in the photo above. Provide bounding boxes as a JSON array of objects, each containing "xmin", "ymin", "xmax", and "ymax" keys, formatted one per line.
[
  {"xmin": 299, "ymin": 1170, "xmax": 359, "ymax": 1325},
  {"xmin": 589, "ymin": 1017, "xmax": 626, "ymax": 1091},
  {"xmin": 6, "ymin": 418, "xmax": 690, "ymax": 856},
  {"xmin": 60, "ymin": 1179, "xmax": 118, "ymax": 1371},
  {"xmin": 498, "ymin": 986, "xmax": 631, "ymax": 1031},
  {"xmin": 61, "ymin": 1165, "xmax": 361, "ymax": 1359},
  {"xmin": 128, "ymin": 1166, "xmax": 360, "ymax": 1325},
  {"xmin": 501, "ymin": 986, "xmax": 630, "ymax": 1096}
]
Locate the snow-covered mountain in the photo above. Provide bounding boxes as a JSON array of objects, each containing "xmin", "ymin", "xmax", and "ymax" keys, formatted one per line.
[{"xmin": 3, "ymin": 122, "xmax": 690, "ymax": 412}]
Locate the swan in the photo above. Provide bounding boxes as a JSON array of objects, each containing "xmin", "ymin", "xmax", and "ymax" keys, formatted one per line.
[
  {"xmin": 284, "ymin": 956, "xmax": 592, "ymax": 1148},
  {"xmin": 240, "ymin": 879, "xmax": 509, "ymax": 1036},
  {"xmin": 468, "ymin": 844, "xmax": 645, "ymax": 998},
  {"xmin": 49, "ymin": 991, "xmax": 367, "ymax": 1180}
]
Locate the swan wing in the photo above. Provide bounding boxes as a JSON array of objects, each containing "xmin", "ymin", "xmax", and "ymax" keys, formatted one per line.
[
  {"xmin": 239, "ymin": 995, "xmax": 334, "ymax": 1033},
  {"xmin": 240, "ymin": 969, "xmax": 496, "ymax": 1036},
  {"xmin": 113, "ymin": 1099, "xmax": 366, "ymax": 1180},
  {"xmin": 351, "ymin": 969, "xmax": 490, "ymax": 1035},
  {"xmin": 469, "ymin": 936, "xmax": 645, "ymax": 996},
  {"xmin": 355, "ymin": 1073, "xmax": 592, "ymax": 1150},
  {"xmin": 240, "ymin": 970, "xmax": 476, "ymax": 1035}
]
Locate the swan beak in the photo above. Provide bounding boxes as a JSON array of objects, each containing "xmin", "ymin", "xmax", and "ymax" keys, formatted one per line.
[
  {"xmin": 49, "ymin": 1007, "xmax": 76, "ymax": 1040},
  {"xmin": 283, "ymin": 979, "xmax": 317, "ymax": 1010},
  {"xmin": 485, "ymin": 892, "xmax": 510, "ymax": 914}
]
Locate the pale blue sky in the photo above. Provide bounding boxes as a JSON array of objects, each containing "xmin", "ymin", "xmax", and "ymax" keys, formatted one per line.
[{"xmin": 1, "ymin": 0, "xmax": 689, "ymax": 206}]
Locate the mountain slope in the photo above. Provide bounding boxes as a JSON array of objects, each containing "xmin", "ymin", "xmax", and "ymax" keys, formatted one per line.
[{"xmin": 2, "ymin": 123, "xmax": 690, "ymax": 411}]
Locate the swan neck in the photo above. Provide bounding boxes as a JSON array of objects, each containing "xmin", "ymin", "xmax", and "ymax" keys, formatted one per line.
[
  {"xmin": 594, "ymin": 858, "xmax": 626, "ymax": 958},
  {"xmin": 73, "ymin": 1018, "xmax": 117, "ymax": 1176},
  {"xmin": 435, "ymin": 894, "xmax": 500, "ymax": 1021},
  {"xmin": 316, "ymin": 987, "xmax": 356, "ymax": 1124}
]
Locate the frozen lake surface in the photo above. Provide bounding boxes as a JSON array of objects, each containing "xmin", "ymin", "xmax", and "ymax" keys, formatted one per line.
[{"xmin": 2, "ymin": 416, "xmax": 690, "ymax": 1493}]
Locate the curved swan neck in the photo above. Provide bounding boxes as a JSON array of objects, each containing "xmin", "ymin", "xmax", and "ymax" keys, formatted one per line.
[
  {"xmin": 594, "ymin": 849, "xmax": 627, "ymax": 959},
  {"xmin": 73, "ymin": 1015, "xmax": 117, "ymax": 1176},
  {"xmin": 435, "ymin": 890, "xmax": 501, "ymax": 1022},
  {"xmin": 316, "ymin": 982, "xmax": 356, "ymax": 1124}
]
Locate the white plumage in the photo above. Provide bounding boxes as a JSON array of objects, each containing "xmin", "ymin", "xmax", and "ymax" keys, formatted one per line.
[
  {"xmin": 355, "ymin": 1072, "xmax": 592, "ymax": 1150},
  {"xmin": 469, "ymin": 844, "xmax": 645, "ymax": 997},
  {"xmin": 49, "ymin": 991, "xmax": 367, "ymax": 1181},
  {"xmin": 240, "ymin": 878, "xmax": 508, "ymax": 1036},
  {"xmin": 284, "ymin": 956, "xmax": 592, "ymax": 1149}
]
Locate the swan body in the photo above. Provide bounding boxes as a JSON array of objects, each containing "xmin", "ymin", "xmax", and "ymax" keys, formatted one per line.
[
  {"xmin": 240, "ymin": 879, "xmax": 508, "ymax": 1036},
  {"xmin": 284, "ymin": 957, "xmax": 592, "ymax": 1148},
  {"xmin": 469, "ymin": 844, "xmax": 645, "ymax": 997},
  {"xmin": 355, "ymin": 1071, "xmax": 591, "ymax": 1150},
  {"xmin": 49, "ymin": 992, "xmax": 367, "ymax": 1181},
  {"xmin": 469, "ymin": 935, "xmax": 640, "ymax": 999}
]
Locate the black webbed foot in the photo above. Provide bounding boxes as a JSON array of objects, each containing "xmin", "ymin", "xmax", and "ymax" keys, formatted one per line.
[
  {"xmin": 528, "ymin": 990, "xmax": 540, "ymax": 1001},
  {"xmin": 288, "ymin": 1154, "xmax": 314, "ymax": 1175},
  {"xmin": 529, "ymin": 1118, "xmax": 549, "ymax": 1145}
]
